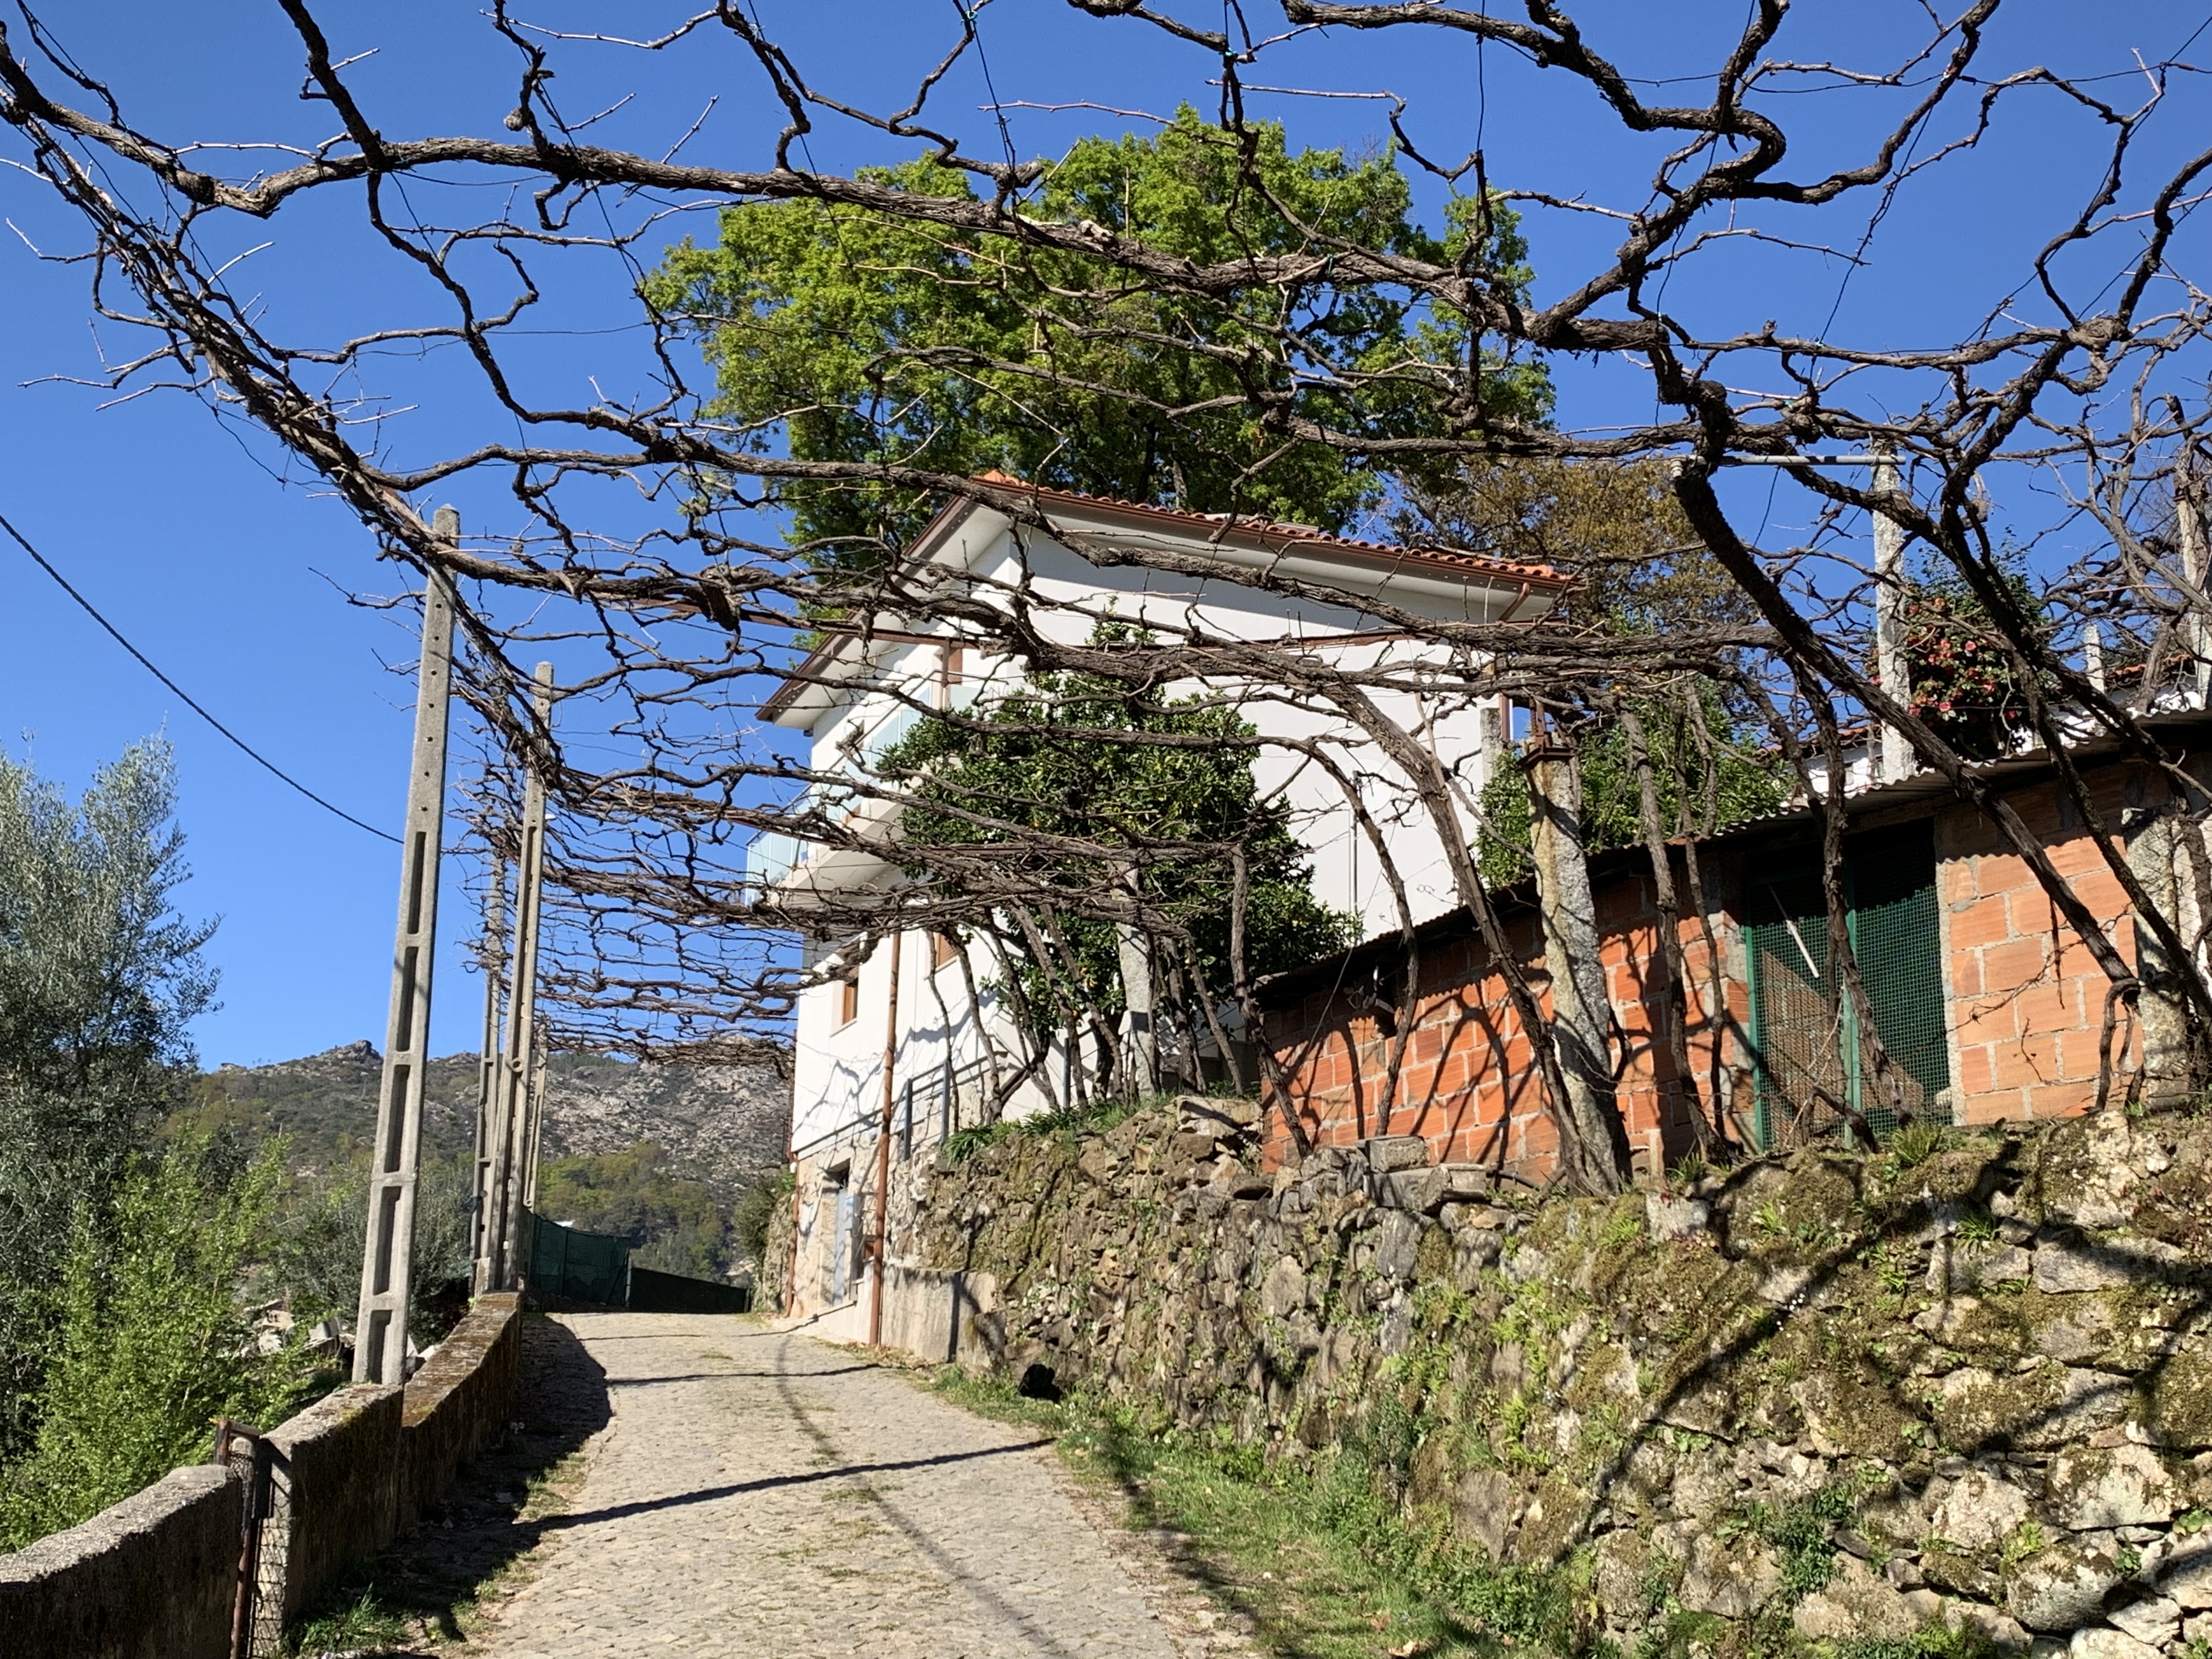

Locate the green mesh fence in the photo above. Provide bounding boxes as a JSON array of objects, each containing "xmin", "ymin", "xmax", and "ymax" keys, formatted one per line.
[
  {"xmin": 529, "ymin": 1213, "xmax": 632, "ymax": 1306},
  {"xmin": 1745, "ymin": 823, "xmax": 1949, "ymax": 1149}
]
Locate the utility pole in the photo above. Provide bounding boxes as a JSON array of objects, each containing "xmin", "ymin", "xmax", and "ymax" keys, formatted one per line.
[
  {"xmin": 353, "ymin": 513, "xmax": 458, "ymax": 1385},
  {"xmin": 469, "ymin": 853, "xmax": 506, "ymax": 1279},
  {"xmin": 1722, "ymin": 452, "xmax": 1916, "ymax": 779},
  {"xmin": 477, "ymin": 662, "xmax": 552, "ymax": 1293},
  {"xmin": 1871, "ymin": 441, "xmax": 1914, "ymax": 784}
]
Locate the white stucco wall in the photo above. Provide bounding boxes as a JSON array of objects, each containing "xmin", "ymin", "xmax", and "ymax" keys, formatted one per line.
[{"xmin": 770, "ymin": 498, "xmax": 1550, "ymax": 1164}]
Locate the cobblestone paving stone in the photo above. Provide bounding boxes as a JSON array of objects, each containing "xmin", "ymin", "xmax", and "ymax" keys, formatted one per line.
[{"xmin": 471, "ymin": 1313, "xmax": 1213, "ymax": 1658}]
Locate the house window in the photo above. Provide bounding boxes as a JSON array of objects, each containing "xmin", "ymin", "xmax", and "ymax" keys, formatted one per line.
[
  {"xmin": 938, "ymin": 645, "xmax": 966, "ymax": 710},
  {"xmin": 836, "ymin": 973, "xmax": 861, "ymax": 1029},
  {"xmin": 1743, "ymin": 821, "xmax": 1950, "ymax": 1149},
  {"xmin": 932, "ymin": 929, "xmax": 961, "ymax": 970}
]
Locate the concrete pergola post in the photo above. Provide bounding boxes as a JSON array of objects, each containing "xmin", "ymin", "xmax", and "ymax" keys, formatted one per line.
[
  {"xmin": 477, "ymin": 662, "xmax": 552, "ymax": 1293},
  {"xmin": 1872, "ymin": 441, "xmax": 1914, "ymax": 785},
  {"xmin": 353, "ymin": 511, "xmax": 459, "ymax": 1385},
  {"xmin": 469, "ymin": 852, "xmax": 506, "ymax": 1279}
]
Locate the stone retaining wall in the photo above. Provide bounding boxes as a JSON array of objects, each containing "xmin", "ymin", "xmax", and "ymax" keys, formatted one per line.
[
  {"xmin": 0, "ymin": 1292, "xmax": 522, "ymax": 1658},
  {"xmin": 896, "ymin": 1097, "xmax": 2212, "ymax": 1656}
]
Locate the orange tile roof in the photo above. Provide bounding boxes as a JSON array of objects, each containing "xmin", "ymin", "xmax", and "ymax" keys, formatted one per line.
[{"xmin": 968, "ymin": 473, "xmax": 1566, "ymax": 588}]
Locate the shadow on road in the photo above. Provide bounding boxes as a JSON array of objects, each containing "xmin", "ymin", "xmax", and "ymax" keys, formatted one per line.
[{"xmin": 294, "ymin": 1312, "xmax": 613, "ymax": 1652}]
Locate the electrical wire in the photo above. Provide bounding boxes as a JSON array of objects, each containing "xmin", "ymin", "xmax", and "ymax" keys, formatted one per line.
[{"xmin": 0, "ymin": 507, "xmax": 403, "ymax": 845}]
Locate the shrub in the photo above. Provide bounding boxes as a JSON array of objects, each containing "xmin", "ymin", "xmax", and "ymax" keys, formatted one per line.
[{"xmin": 0, "ymin": 1133, "xmax": 309, "ymax": 1547}]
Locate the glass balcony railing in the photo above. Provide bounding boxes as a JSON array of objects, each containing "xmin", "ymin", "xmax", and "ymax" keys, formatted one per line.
[
  {"xmin": 744, "ymin": 696, "xmax": 932, "ymax": 891},
  {"xmin": 744, "ymin": 828, "xmax": 804, "ymax": 890}
]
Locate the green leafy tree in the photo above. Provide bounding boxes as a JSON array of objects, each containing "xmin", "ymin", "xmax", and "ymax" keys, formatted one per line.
[
  {"xmin": 1400, "ymin": 460, "xmax": 1787, "ymax": 887},
  {"xmin": 731, "ymin": 1169, "xmax": 793, "ymax": 1273},
  {"xmin": 1476, "ymin": 689, "xmax": 1789, "ymax": 885},
  {"xmin": 0, "ymin": 1133, "xmax": 306, "ymax": 1548},
  {"xmin": 265, "ymin": 1150, "xmax": 476, "ymax": 1340},
  {"xmin": 646, "ymin": 108, "xmax": 1549, "ymax": 559},
  {"xmin": 534, "ymin": 1143, "xmax": 730, "ymax": 1280},
  {"xmin": 882, "ymin": 653, "xmax": 1356, "ymax": 1058},
  {"xmin": 0, "ymin": 740, "xmax": 216, "ymax": 1447},
  {"xmin": 1395, "ymin": 458, "xmax": 1757, "ymax": 634}
]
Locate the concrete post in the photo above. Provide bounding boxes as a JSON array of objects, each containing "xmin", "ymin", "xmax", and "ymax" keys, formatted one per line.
[
  {"xmin": 2178, "ymin": 457, "xmax": 2209, "ymax": 707},
  {"xmin": 478, "ymin": 662, "xmax": 552, "ymax": 1293},
  {"xmin": 353, "ymin": 514, "xmax": 458, "ymax": 1385},
  {"xmin": 514, "ymin": 1030, "xmax": 550, "ymax": 1286},
  {"xmin": 2128, "ymin": 798, "xmax": 2194, "ymax": 1109},
  {"xmin": 1114, "ymin": 913, "xmax": 1159, "ymax": 1098},
  {"xmin": 469, "ymin": 853, "xmax": 506, "ymax": 1279},
  {"xmin": 1873, "ymin": 442, "xmax": 1914, "ymax": 785},
  {"xmin": 868, "ymin": 927, "xmax": 904, "ymax": 1346}
]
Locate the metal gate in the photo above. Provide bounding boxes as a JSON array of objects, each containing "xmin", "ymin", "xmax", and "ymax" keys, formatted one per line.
[
  {"xmin": 213, "ymin": 1419, "xmax": 287, "ymax": 1659},
  {"xmin": 1745, "ymin": 822, "xmax": 1950, "ymax": 1147}
]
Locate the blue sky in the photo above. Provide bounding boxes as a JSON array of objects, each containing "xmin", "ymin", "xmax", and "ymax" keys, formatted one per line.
[{"xmin": 0, "ymin": 2, "xmax": 2201, "ymax": 1065}]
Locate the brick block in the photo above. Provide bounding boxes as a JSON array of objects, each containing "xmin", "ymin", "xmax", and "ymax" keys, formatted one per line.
[
  {"xmin": 1989, "ymin": 1036, "xmax": 2058, "ymax": 1093},
  {"xmin": 1982, "ymin": 935, "xmax": 2055, "ymax": 996},
  {"xmin": 1948, "ymin": 950, "xmax": 1984, "ymax": 998},
  {"xmin": 1954, "ymin": 1042, "xmax": 1996, "ymax": 1098},
  {"xmin": 1946, "ymin": 896, "xmax": 2016, "ymax": 951},
  {"xmin": 1971, "ymin": 850, "xmax": 2036, "ymax": 898},
  {"xmin": 2010, "ymin": 976, "xmax": 2087, "ymax": 1042},
  {"xmin": 2028, "ymin": 1080, "xmax": 2099, "ymax": 1121},
  {"xmin": 1955, "ymin": 995, "xmax": 2015, "ymax": 1046}
]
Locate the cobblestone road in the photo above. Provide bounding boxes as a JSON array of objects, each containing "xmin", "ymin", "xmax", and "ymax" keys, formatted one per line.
[{"xmin": 471, "ymin": 1313, "xmax": 1204, "ymax": 1658}]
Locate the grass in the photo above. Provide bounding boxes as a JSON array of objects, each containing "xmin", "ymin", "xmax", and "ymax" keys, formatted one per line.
[
  {"xmin": 926, "ymin": 1365, "xmax": 1574, "ymax": 1659},
  {"xmin": 939, "ymin": 1094, "xmax": 1157, "ymax": 1166},
  {"xmin": 288, "ymin": 1587, "xmax": 414, "ymax": 1655}
]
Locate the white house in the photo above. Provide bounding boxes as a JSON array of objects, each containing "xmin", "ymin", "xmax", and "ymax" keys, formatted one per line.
[{"xmin": 748, "ymin": 479, "xmax": 1563, "ymax": 1336}]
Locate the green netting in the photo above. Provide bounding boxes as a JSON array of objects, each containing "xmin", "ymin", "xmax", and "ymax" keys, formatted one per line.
[
  {"xmin": 529, "ymin": 1213, "xmax": 632, "ymax": 1306},
  {"xmin": 1745, "ymin": 823, "xmax": 1949, "ymax": 1148}
]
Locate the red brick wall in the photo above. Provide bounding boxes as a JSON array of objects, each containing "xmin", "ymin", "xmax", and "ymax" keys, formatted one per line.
[
  {"xmin": 1263, "ymin": 770, "xmax": 2152, "ymax": 1179},
  {"xmin": 1261, "ymin": 867, "xmax": 1734, "ymax": 1181},
  {"xmin": 1936, "ymin": 772, "xmax": 2138, "ymax": 1126}
]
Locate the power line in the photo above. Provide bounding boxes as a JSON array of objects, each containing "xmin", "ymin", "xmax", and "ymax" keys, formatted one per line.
[{"xmin": 0, "ymin": 507, "xmax": 403, "ymax": 845}]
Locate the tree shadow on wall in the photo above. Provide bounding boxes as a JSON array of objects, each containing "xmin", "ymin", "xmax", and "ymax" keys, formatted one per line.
[{"xmin": 288, "ymin": 1314, "xmax": 613, "ymax": 1655}]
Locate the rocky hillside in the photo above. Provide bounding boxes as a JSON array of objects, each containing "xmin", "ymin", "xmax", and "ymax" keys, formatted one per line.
[{"xmin": 195, "ymin": 1041, "xmax": 790, "ymax": 1199}]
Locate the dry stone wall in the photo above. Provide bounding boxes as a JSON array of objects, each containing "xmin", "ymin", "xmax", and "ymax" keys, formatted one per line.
[{"xmin": 898, "ymin": 1099, "xmax": 2212, "ymax": 1656}]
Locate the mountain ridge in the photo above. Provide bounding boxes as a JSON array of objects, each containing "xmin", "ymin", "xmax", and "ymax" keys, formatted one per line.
[{"xmin": 192, "ymin": 1040, "xmax": 791, "ymax": 1200}]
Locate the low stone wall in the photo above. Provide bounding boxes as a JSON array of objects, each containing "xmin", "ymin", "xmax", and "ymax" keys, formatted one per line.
[
  {"xmin": 0, "ymin": 1464, "xmax": 242, "ymax": 1659},
  {"xmin": 0, "ymin": 1293, "xmax": 523, "ymax": 1657},
  {"xmin": 265, "ymin": 1382, "xmax": 403, "ymax": 1626},
  {"xmin": 899, "ymin": 1097, "xmax": 2212, "ymax": 1655},
  {"xmin": 398, "ymin": 1291, "xmax": 522, "ymax": 1529}
]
